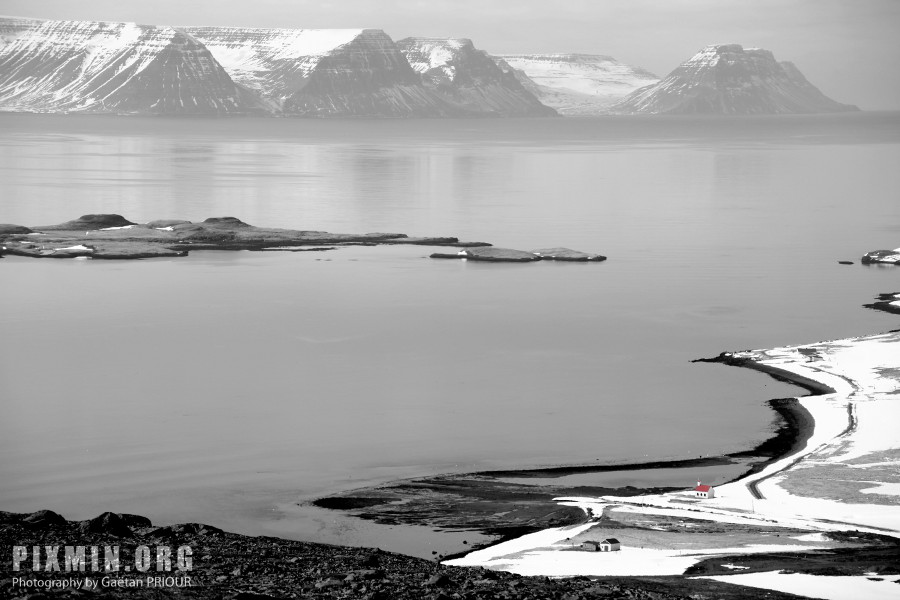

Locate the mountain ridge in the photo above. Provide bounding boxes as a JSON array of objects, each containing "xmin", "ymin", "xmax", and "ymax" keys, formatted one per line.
[{"xmin": 0, "ymin": 17, "xmax": 267, "ymax": 115}]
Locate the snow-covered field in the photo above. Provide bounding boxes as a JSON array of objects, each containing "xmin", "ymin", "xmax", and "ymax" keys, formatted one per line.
[
  {"xmin": 447, "ymin": 329, "xmax": 900, "ymax": 594},
  {"xmin": 699, "ymin": 572, "xmax": 900, "ymax": 600}
]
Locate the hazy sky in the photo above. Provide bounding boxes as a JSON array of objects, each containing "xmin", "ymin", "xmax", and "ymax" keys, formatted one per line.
[{"xmin": 5, "ymin": 0, "xmax": 899, "ymax": 109}]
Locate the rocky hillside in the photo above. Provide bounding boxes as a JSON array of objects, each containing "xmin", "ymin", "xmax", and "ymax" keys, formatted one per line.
[
  {"xmin": 495, "ymin": 54, "xmax": 658, "ymax": 115},
  {"xmin": 609, "ymin": 44, "xmax": 858, "ymax": 115},
  {"xmin": 398, "ymin": 38, "xmax": 555, "ymax": 116},
  {"xmin": 0, "ymin": 17, "xmax": 265, "ymax": 115}
]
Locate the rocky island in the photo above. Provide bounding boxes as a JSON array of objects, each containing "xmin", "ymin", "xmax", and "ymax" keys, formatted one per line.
[{"xmin": 0, "ymin": 214, "xmax": 609, "ymax": 265}]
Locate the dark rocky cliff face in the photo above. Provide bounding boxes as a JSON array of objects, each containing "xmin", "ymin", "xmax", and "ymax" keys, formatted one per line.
[
  {"xmin": 610, "ymin": 44, "xmax": 858, "ymax": 115},
  {"xmin": 0, "ymin": 18, "xmax": 264, "ymax": 115},
  {"xmin": 397, "ymin": 37, "xmax": 556, "ymax": 117}
]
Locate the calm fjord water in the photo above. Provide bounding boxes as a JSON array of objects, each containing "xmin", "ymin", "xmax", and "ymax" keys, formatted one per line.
[{"xmin": 1, "ymin": 113, "xmax": 899, "ymax": 555}]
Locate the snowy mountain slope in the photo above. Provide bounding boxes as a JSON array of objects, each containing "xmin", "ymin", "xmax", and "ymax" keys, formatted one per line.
[
  {"xmin": 158, "ymin": 26, "xmax": 480, "ymax": 117},
  {"xmin": 609, "ymin": 44, "xmax": 858, "ymax": 115},
  {"xmin": 397, "ymin": 38, "xmax": 556, "ymax": 117},
  {"xmin": 0, "ymin": 17, "xmax": 265, "ymax": 114},
  {"xmin": 182, "ymin": 27, "xmax": 367, "ymax": 99},
  {"xmin": 495, "ymin": 54, "xmax": 658, "ymax": 114}
]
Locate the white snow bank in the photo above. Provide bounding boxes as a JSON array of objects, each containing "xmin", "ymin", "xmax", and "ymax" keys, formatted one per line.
[
  {"xmin": 446, "ymin": 522, "xmax": 593, "ymax": 565},
  {"xmin": 154, "ymin": 226, "xmax": 174, "ymax": 231},
  {"xmin": 55, "ymin": 245, "xmax": 92, "ymax": 252},
  {"xmin": 700, "ymin": 572, "xmax": 900, "ymax": 600},
  {"xmin": 860, "ymin": 482, "xmax": 900, "ymax": 496},
  {"xmin": 100, "ymin": 225, "xmax": 135, "ymax": 230},
  {"xmin": 450, "ymin": 542, "xmax": 816, "ymax": 577}
]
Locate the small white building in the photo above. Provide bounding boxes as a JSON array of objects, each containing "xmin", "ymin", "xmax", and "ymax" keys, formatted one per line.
[
  {"xmin": 598, "ymin": 538, "xmax": 621, "ymax": 552},
  {"xmin": 580, "ymin": 538, "xmax": 621, "ymax": 552},
  {"xmin": 694, "ymin": 481, "xmax": 715, "ymax": 499}
]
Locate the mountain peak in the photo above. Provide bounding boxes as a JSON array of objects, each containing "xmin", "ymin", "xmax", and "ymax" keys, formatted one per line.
[{"xmin": 609, "ymin": 43, "xmax": 858, "ymax": 115}]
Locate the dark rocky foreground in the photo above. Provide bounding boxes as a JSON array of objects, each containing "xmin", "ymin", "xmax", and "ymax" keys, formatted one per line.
[
  {"xmin": 0, "ymin": 215, "xmax": 606, "ymax": 263},
  {"xmin": 1, "ymin": 510, "xmax": 821, "ymax": 599}
]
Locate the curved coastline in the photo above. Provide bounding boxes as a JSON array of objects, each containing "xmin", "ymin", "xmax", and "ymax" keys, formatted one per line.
[
  {"xmin": 694, "ymin": 353, "xmax": 827, "ymax": 496},
  {"xmin": 308, "ymin": 358, "xmax": 826, "ymax": 558}
]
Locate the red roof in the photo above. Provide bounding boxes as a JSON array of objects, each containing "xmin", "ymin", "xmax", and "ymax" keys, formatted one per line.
[{"xmin": 694, "ymin": 484, "xmax": 712, "ymax": 492}]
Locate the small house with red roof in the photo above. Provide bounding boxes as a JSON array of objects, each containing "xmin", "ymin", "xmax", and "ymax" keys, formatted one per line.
[{"xmin": 694, "ymin": 481, "xmax": 715, "ymax": 499}]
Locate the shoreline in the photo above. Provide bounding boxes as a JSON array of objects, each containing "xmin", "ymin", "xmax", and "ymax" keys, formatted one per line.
[
  {"xmin": 307, "ymin": 363, "xmax": 824, "ymax": 559},
  {"xmin": 447, "ymin": 316, "xmax": 900, "ymax": 583}
]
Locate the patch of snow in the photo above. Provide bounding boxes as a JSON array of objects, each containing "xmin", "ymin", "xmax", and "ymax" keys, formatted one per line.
[
  {"xmin": 100, "ymin": 224, "xmax": 135, "ymax": 230},
  {"xmin": 721, "ymin": 563, "xmax": 750, "ymax": 570},
  {"xmin": 859, "ymin": 482, "xmax": 900, "ymax": 496},
  {"xmin": 154, "ymin": 226, "xmax": 174, "ymax": 231},
  {"xmin": 268, "ymin": 29, "xmax": 362, "ymax": 59},
  {"xmin": 699, "ymin": 572, "xmax": 900, "ymax": 600},
  {"xmin": 792, "ymin": 532, "xmax": 829, "ymax": 542},
  {"xmin": 499, "ymin": 54, "xmax": 657, "ymax": 98},
  {"xmin": 55, "ymin": 245, "xmax": 92, "ymax": 252},
  {"xmin": 446, "ymin": 522, "xmax": 594, "ymax": 566},
  {"xmin": 450, "ymin": 541, "xmax": 814, "ymax": 577}
]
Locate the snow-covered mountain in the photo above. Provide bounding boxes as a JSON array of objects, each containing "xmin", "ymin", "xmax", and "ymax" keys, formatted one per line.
[
  {"xmin": 609, "ymin": 44, "xmax": 858, "ymax": 115},
  {"xmin": 184, "ymin": 27, "xmax": 469, "ymax": 117},
  {"xmin": 494, "ymin": 54, "xmax": 658, "ymax": 115},
  {"xmin": 397, "ymin": 38, "xmax": 555, "ymax": 117},
  {"xmin": 0, "ymin": 17, "xmax": 265, "ymax": 114},
  {"xmin": 0, "ymin": 16, "xmax": 556, "ymax": 117}
]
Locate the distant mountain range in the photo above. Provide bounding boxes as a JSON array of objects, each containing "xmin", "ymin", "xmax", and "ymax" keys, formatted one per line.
[
  {"xmin": 0, "ymin": 17, "xmax": 857, "ymax": 117},
  {"xmin": 493, "ymin": 54, "xmax": 659, "ymax": 115},
  {"xmin": 610, "ymin": 44, "xmax": 858, "ymax": 115}
]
